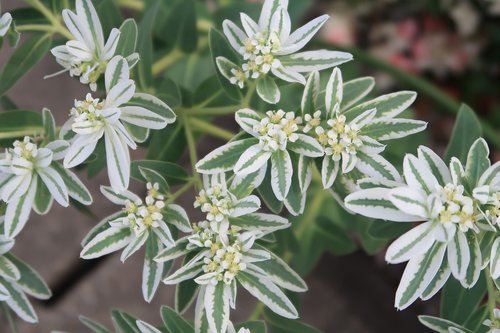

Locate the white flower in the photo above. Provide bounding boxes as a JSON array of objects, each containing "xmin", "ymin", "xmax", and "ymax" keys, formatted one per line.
[
  {"xmin": 49, "ymin": 0, "xmax": 132, "ymax": 90},
  {"xmin": 0, "ymin": 137, "xmax": 73, "ymax": 238},
  {"xmin": 81, "ymin": 182, "xmax": 191, "ymax": 302},
  {"xmin": 302, "ymin": 68, "xmax": 426, "ymax": 190},
  {"xmin": 0, "ymin": 11, "xmax": 12, "ymax": 37},
  {"xmin": 345, "ymin": 139, "xmax": 499, "ymax": 310},
  {"xmin": 217, "ymin": 0, "xmax": 352, "ymax": 103},
  {"xmin": 484, "ymin": 308, "xmax": 500, "ymax": 333},
  {"xmin": 62, "ymin": 55, "xmax": 175, "ymax": 192}
]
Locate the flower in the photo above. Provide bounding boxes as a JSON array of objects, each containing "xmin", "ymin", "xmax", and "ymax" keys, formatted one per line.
[
  {"xmin": 62, "ymin": 55, "xmax": 176, "ymax": 192},
  {"xmin": 49, "ymin": 0, "xmax": 137, "ymax": 90},
  {"xmin": 0, "ymin": 11, "xmax": 12, "ymax": 37},
  {"xmin": 194, "ymin": 174, "xmax": 261, "ymax": 234},
  {"xmin": 160, "ymin": 219, "xmax": 303, "ymax": 333},
  {"xmin": 0, "ymin": 136, "xmax": 91, "ymax": 238},
  {"xmin": 80, "ymin": 182, "xmax": 192, "ymax": 302},
  {"xmin": 300, "ymin": 68, "xmax": 427, "ymax": 191},
  {"xmin": 196, "ymin": 108, "xmax": 324, "ymax": 202},
  {"xmin": 216, "ymin": 0, "xmax": 352, "ymax": 103},
  {"xmin": 345, "ymin": 138, "xmax": 500, "ymax": 310},
  {"xmin": 154, "ymin": 171, "xmax": 302, "ymax": 333},
  {"xmin": 484, "ymin": 308, "xmax": 500, "ymax": 333}
]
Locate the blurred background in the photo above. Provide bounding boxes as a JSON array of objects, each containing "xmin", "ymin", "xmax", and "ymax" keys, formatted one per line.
[{"xmin": 0, "ymin": 0, "xmax": 499, "ymax": 332}]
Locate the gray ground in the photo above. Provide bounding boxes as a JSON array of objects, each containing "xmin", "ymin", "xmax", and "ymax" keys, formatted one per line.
[{"xmin": 0, "ymin": 5, "xmax": 434, "ymax": 332}]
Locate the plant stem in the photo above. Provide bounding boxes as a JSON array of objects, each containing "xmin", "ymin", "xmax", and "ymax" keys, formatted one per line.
[
  {"xmin": 248, "ymin": 302, "xmax": 265, "ymax": 320},
  {"xmin": 22, "ymin": 0, "xmax": 72, "ymax": 39},
  {"xmin": 188, "ymin": 118, "xmax": 235, "ymax": 141},
  {"xmin": 16, "ymin": 24, "xmax": 57, "ymax": 34},
  {"xmin": 152, "ymin": 48, "xmax": 183, "ymax": 76},
  {"xmin": 165, "ymin": 178, "xmax": 196, "ymax": 204},
  {"xmin": 242, "ymin": 81, "xmax": 256, "ymax": 108},
  {"xmin": 182, "ymin": 115, "xmax": 202, "ymax": 189},
  {"xmin": 0, "ymin": 128, "xmax": 44, "ymax": 140},
  {"xmin": 115, "ymin": 0, "xmax": 144, "ymax": 11},
  {"xmin": 181, "ymin": 105, "xmax": 240, "ymax": 116},
  {"xmin": 324, "ymin": 42, "xmax": 500, "ymax": 149},
  {"xmin": 2, "ymin": 304, "xmax": 19, "ymax": 333}
]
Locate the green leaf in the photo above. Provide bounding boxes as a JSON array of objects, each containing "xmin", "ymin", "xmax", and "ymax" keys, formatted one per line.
[
  {"xmin": 256, "ymin": 76, "xmax": 280, "ymax": 104},
  {"xmin": 205, "ymin": 283, "xmax": 229, "ymax": 333},
  {"xmin": 5, "ymin": 253, "xmax": 51, "ymax": 300},
  {"xmin": 42, "ymin": 108, "xmax": 56, "ymax": 141},
  {"xmin": 134, "ymin": 3, "xmax": 159, "ymax": 89},
  {"xmin": 79, "ymin": 315, "xmax": 111, "ymax": 333},
  {"xmin": 464, "ymin": 138, "xmax": 490, "ymax": 188},
  {"xmin": 0, "ymin": 110, "xmax": 43, "ymax": 147},
  {"xmin": 0, "ymin": 33, "xmax": 51, "ymax": 96},
  {"xmin": 160, "ymin": 305, "xmax": 194, "ymax": 333},
  {"xmin": 258, "ymin": 163, "xmax": 284, "ymax": 214},
  {"xmin": 164, "ymin": 0, "xmax": 198, "ymax": 52},
  {"xmin": 111, "ymin": 309, "xmax": 140, "ymax": 333},
  {"xmin": 116, "ymin": 18, "xmax": 137, "ymax": 58},
  {"xmin": 368, "ymin": 221, "xmax": 412, "ymax": 240},
  {"xmin": 440, "ymin": 272, "xmax": 486, "ymax": 324},
  {"xmin": 96, "ymin": 0, "xmax": 123, "ymax": 36},
  {"xmin": 444, "ymin": 104, "xmax": 482, "ymax": 164},
  {"xmin": 131, "ymin": 160, "xmax": 188, "ymax": 185},
  {"xmin": 147, "ymin": 122, "xmax": 186, "ymax": 163},
  {"xmin": 175, "ymin": 277, "xmax": 199, "ymax": 315},
  {"xmin": 126, "ymin": 93, "xmax": 176, "ymax": 121},
  {"xmin": 264, "ymin": 308, "xmax": 320, "ymax": 333},
  {"xmin": 138, "ymin": 167, "xmax": 169, "ymax": 193},
  {"xmin": 33, "ymin": 176, "xmax": 53, "ymax": 215},
  {"xmin": 209, "ymin": 28, "xmax": 243, "ymax": 101},
  {"xmin": 463, "ymin": 305, "xmax": 489, "ymax": 333}
]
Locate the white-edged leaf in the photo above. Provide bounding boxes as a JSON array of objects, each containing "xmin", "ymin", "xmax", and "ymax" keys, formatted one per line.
[
  {"xmin": 51, "ymin": 162, "xmax": 93, "ymax": 205},
  {"xmin": 420, "ymin": 256, "xmax": 450, "ymax": 301},
  {"xmin": 362, "ymin": 118, "xmax": 427, "ymax": 141},
  {"xmin": 345, "ymin": 188, "xmax": 422, "ymax": 222},
  {"xmin": 120, "ymin": 106, "xmax": 169, "ymax": 130},
  {"xmin": 280, "ymin": 50, "xmax": 353, "ymax": 72},
  {"xmin": 0, "ymin": 256, "xmax": 20, "ymax": 281},
  {"xmin": 301, "ymin": 71, "xmax": 320, "ymax": 116},
  {"xmin": 234, "ymin": 144, "xmax": 272, "ymax": 176},
  {"xmin": 256, "ymin": 76, "xmax": 280, "ymax": 104},
  {"xmin": 5, "ymin": 176, "xmax": 37, "ymax": 238},
  {"xmin": 105, "ymin": 55, "xmax": 130, "ymax": 92},
  {"xmin": 136, "ymin": 320, "xmax": 162, "ymax": 333},
  {"xmin": 120, "ymin": 230, "xmax": 149, "ymax": 262},
  {"xmin": 461, "ymin": 233, "xmax": 481, "ymax": 288},
  {"xmin": 204, "ymin": 283, "xmax": 230, "ymax": 333},
  {"xmin": 417, "ymin": 146, "xmax": 451, "ymax": 186},
  {"xmin": 287, "ymin": 134, "xmax": 324, "ymax": 157},
  {"xmin": 2, "ymin": 279, "xmax": 37, "ymax": 323},
  {"xmin": 395, "ymin": 242, "xmax": 446, "ymax": 310},
  {"xmin": 80, "ymin": 226, "xmax": 132, "ymax": 259},
  {"xmin": 154, "ymin": 237, "xmax": 189, "ymax": 263},
  {"xmin": 418, "ymin": 315, "xmax": 472, "ymax": 333},
  {"xmin": 142, "ymin": 235, "xmax": 164, "ymax": 302},
  {"xmin": 163, "ymin": 262, "xmax": 203, "ymax": 285},
  {"xmin": 164, "ymin": 204, "xmax": 192, "ymax": 233},
  {"xmin": 237, "ymin": 271, "xmax": 298, "ymax": 319},
  {"xmin": 403, "ymin": 154, "xmax": 439, "ymax": 194},
  {"xmin": 270, "ymin": 149, "xmax": 292, "ymax": 201},
  {"xmin": 325, "ymin": 67, "xmax": 343, "ymax": 117},
  {"xmin": 385, "ymin": 221, "xmax": 436, "ymax": 264},
  {"xmin": 197, "ymin": 138, "xmax": 259, "ymax": 174},
  {"xmin": 447, "ymin": 230, "xmax": 470, "ymax": 280},
  {"xmin": 388, "ymin": 187, "xmax": 428, "ymax": 218},
  {"xmin": 104, "ymin": 126, "xmax": 130, "ymax": 192},
  {"xmin": 278, "ymin": 14, "xmax": 329, "ymax": 55},
  {"xmin": 37, "ymin": 166, "xmax": 69, "ymax": 207},
  {"xmin": 233, "ymin": 195, "xmax": 261, "ymax": 217},
  {"xmin": 344, "ymin": 91, "xmax": 417, "ymax": 119}
]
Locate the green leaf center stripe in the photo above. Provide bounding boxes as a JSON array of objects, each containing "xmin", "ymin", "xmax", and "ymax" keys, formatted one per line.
[
  {"xmin": 409, "ymin": 160, "xmax": 432, "ymax": 194},
  {"xmin": 393, "ymin": 224, "xmax": 435, "ymax": 261}
]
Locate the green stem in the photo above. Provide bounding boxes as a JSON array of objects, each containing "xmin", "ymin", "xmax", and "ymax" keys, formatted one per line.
[
  {"xmin": 181, "ymin": 105, "xmax": 240, "ymax": 116},
  {"xmin": 165, "ymin": 178, "xmax": 196, "ymax": 204},
  {"xmin": 242, "ymin": 81, "xmax": 256, "ymax": 108},
  {"xmin": 152, "ymin": 48, "xmax": 183, "ymax": 76},
  {"xmin": 16, "ymin": 24, "xmax": 57, "ymax": 34},
  {"xmin": 0, "ymin": 128, "xmax": 44, "ymax": 139},
  {"xmin": 115, "ymin": 0, "xmax": 144, "ymax": 11},
  {"xmin": 2, "ymin": 304, "xmax": 19, "ymax": 333},
  {"xmin": 22, "ymin": 0, "xmax": 72, "ymax": 39},
  {"xmin": 248, "ymin": 302, "xmax": 265, "ymax": 321},
  {"xmin": 325, "ymin": 42, "xmax": 500, "ymax": 149},
  {"xmin": 182, "ymin": 115, "xmax": 202, "ymax": 189},
  {"xmin": 188, "ymin": 117, "xmax": 235, "ymax": 141}
]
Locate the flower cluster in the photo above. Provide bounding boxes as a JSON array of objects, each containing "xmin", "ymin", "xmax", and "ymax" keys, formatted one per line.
[
  {"xmin": 49, "ymin": 0, "xmax": 138, "ymax": 90},
  {"xmin": 217, "ymin": 0, "xmax": 352, "ymax": 103},
  {"xmin": 345, "ymin": 138, "xmax": 500, "ymax": 310},
  {"xmin": 254, "ymin": 110, "xmax": 301, "ymax": 152},
  {"xmin": 61, "ymin": 55, "xmax": 176, "ymax": 192},
  {"xmin": 81, "ymin": 180, "xmax": 192, "ymax": 302},
  {"xmin": 156, "ymin": 174, "xmax": 304, "ymax": 333}
]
